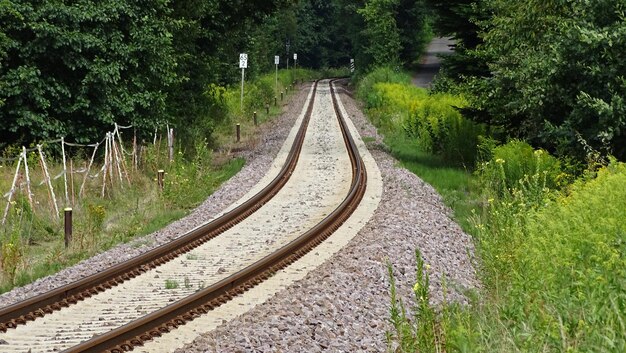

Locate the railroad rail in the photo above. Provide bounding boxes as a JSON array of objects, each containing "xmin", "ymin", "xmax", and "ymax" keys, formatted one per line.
[
  {"xmin": 0, "ymin": 80, "xmax": 318, "ymax": 332},
  {"xmin": 0, "ymin": 79, "xmax": 367, "ymax": 352}
]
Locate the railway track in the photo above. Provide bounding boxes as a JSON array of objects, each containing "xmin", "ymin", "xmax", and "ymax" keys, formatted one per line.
[{"xmin": 0, "ymin": 79, "xmax": 368, "ymax": 352}]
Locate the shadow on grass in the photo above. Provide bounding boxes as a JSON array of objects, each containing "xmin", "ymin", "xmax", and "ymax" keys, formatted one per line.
[{"xmin": 383, "ymin": 133, "xmax": 481, "ymax": 231}]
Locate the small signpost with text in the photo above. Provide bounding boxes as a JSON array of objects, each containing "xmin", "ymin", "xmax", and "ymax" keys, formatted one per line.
[
  {"xmin": 293, "ymin": 53, "xmax": 298, "ymax": 83},
  {"xmin": 275, "ymin": 55, "xmax": 280, "ymax": 97},
  {"xmin": 239, "ymin": 53, "xmax": 248, "ymax": 111}
]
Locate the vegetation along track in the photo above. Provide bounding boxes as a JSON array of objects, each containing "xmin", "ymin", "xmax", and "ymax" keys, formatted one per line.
[{"xmin": 0, "ymin": 79, "xmax": 368, "ymax": 352}]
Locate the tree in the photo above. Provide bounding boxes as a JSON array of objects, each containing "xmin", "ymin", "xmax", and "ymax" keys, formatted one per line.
[
  {"xmin": 358, "ymin": 0, "xmax": 402, "ymax": 68},
  {"xmin": 396, "ymin": 0, "xmax": 432, "ymax": 68},
  {"xmin": 468, "ymin": 0, "xmax": 626, "ymax": 161},
  {"xmin": 0, "ymin": 0, "xmax": 178, "ymax": 149},
  {"xmin": 425, "ymin": 0, "xmax": 489, "ymax": 80},
  {"xmin": 164, "ymin": 0, "xmax": 295, "ymax": 147}
]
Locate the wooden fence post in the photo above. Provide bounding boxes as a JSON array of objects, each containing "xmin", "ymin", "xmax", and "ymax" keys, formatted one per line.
[
  {"xmin": 38, "ymin": 145, "xmax": 60, "ymax": 220},
  {"xmin": 1, "ymin": 155, "xmax": 23, "ymax": 225}
]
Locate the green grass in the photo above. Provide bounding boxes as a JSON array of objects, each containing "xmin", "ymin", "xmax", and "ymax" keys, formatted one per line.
[
  {"xmin": 164, "ymin": 279, "xmax": 179, "ymax": 289},
  {"xmin": 0, "ymin": 154, "xmax": 244, "ymax": 294},
  {"xmin": 356, "ymin": 69, "xmax": 481, "ymax": 230},
  {"xmin": 381, "ymin": 130, "xmax": 480, "ymax": 232},
  {"xmin": 437, "ymin": 161, "xmax": 626, "ymax": 353}
]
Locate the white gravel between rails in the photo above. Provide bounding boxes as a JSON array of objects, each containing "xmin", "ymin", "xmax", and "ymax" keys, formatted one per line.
[
  {"xmin": 0, "ymin": 83, "xmax": 315, "ymax": 308},
  {"xmin": 0, "ymin": 81, "xmax": 358, "ymax": 353},
  {"xmin": 0, "ymin": 79, "xmax": 479, "ymax": 353},
  {"xmin": 174, "ymin": 81, "xmax": 479, "ymax": 353}
]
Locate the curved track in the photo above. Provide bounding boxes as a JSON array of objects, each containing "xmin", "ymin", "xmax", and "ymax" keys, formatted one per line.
[{"xmin": 0, "ymin": 80, "xmax": 367, "ymax": 352}]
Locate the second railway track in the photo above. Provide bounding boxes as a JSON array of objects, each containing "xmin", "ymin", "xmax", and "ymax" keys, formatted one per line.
[{"xmin": 0, "ymin": 79, "xmax": 371, "ymax": 352}]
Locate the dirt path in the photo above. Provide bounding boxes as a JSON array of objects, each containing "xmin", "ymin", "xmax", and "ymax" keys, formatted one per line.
[{"xmin": 412, "ymin": 37, "xmax": 454, "ymax": 88}]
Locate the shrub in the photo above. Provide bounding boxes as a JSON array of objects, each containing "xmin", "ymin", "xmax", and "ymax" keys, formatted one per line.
[
  {"xmin": 478, "ymin": 140, "xmax": 563, "ymax": 197},
  {"xmin": 403, "ymin": 92, "xmax": 484, "ymax": 165},
  {"xmin": 357, "ymin": 66, "xmax": 411, "ymax": 105},
  {"xmin": 366, "ymin": 80, "xmax": 484, "ymax": 166},
  {"xmin": 500, "ymin": 161, "xmax": 625, "ymax": 351}
]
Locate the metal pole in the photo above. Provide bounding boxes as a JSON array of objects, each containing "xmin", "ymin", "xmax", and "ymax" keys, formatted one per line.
[{"xmin": 64, "ymin": 207, "xmax": 72, "ymax": 248}]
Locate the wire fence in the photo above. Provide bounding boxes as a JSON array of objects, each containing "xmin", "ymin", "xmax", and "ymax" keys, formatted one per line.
[{"xmin": 1, "ymin": 124, "xmax": 175, "ymax": 225}]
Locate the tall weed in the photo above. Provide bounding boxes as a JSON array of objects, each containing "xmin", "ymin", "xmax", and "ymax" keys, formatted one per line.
[
  {"xmin": 477, "ymin": 140, "xmax": 564, "ymax": 197},
  {"xmin": 448, "ymin": 161, "xmax": 626, "ymax": 352},
  {"xmin": 362, "ymin": 78, "xmax": 485, "ymax": 165},
  {"xmin": 357, "ymin": 66, "xmax": 412, "ymax": 106},
  {"xmin": 387, "ymin": 250, "xmax": 442, "ymax": 353},
  {"xmin": 507, "ymin": 161, "xmax": 626, "ymax": 351},
  {"xmin": 0, "ymin": 206, "xmax": 26, "ymax": 284},
  {"xmin": 401, "ymin": 89, "xmax": 483, "ymax": 165}
]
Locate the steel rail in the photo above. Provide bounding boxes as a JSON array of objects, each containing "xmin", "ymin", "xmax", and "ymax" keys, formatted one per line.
[
  {"xmin": 64, "ymin": 79, "xmax": 367, "ymax": 353},
  {"xmin": 0, "ymin": 81, "xmax": 320, "ymax": 332}
]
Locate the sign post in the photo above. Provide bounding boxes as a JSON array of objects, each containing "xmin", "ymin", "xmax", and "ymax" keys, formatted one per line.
[
  {"xmin": 239, "ymin": 53, "xmax": 248, "ymax": 111},
  {"xmin": 275, "ymin": 55, "xmax": 280, "ymax": 97},
  {"xmin": 286, "ymin": 40, "xmax": 290, "ymax": 70},
  {"xmin": 293, "ymin": 53, "xmax": 298, "ymax": 83}
]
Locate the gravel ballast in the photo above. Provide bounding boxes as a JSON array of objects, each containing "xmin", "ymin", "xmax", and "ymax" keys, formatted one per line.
[
  {"xmin": 1, "ymin": 80, "xmax": 479, "ymax": 353},
  {"xmin": 175, "ymin": 80, "xmax": 478, "ymax": 352},
  {"xmin": 0, "ymin": 84, "xmax": 313, "ymax": 308}
]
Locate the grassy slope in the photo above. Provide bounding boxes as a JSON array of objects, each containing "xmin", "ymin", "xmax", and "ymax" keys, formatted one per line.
[{"xmin": 359, "ymin": 69, "xmax": 626, "ymax": 352}]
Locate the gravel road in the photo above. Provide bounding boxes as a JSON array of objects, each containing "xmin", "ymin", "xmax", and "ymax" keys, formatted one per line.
[{"xmin": 412, "ymin": 37, "xmax": 454, "ymax": 88}]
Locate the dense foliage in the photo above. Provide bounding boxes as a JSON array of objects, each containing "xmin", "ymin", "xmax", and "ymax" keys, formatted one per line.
[
  {"xmin": 425, "ymin": 0, "xmax": 488, "ymax": 80},
  {"xmin": 359, "ymin": 68, "xmax": 483, "ymax": 165},
  {"xmin": 429, "ymin": 0, "xmax": 626, "ymax": 162},
  {"xmin": 361, "ymin": 66, "xmax": 626, "ymax": 352},
  {"xmin": 0, "ymin": 0, "xmax": 177, "ymax": 145},
  {"xmin": 0, "ymin": 0, "xmax": 292, "ymax": 149},
  {"xmin": 0, "ymin": 0, "xmax": 434, "ymax": 151}
]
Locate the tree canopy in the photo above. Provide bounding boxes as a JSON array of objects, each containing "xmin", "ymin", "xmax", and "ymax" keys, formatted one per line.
[
  {"xmin": 429, "ymin": 0, "xmax": 626, "ymax": 162},
  {"xmin": 0, "ymin": 0, "xmax": 294, "ymax": 149}
]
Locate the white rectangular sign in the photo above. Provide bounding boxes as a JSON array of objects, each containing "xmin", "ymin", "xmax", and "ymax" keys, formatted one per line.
[
  {"xmin": 239, "ymin": 53, "xmax": 248, "ymax": 69},
  {"xmin": 275, "ymin": 56, "xmax": 280, "ymax": 65},
  {"xmin": 293, "ymin": 53, "xmax": 297, "ymax": 60}
]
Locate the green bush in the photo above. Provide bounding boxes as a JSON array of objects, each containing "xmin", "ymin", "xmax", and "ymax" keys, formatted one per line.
[
  {"xmin": 357, "ymin": 66, "xmax": 411, "ymax": 105},
  {"xmin": 478, "ymin": 140, "xmax": 563, "ymax": 198},
  {"xmin": 439, "ymin": 147, "xmax": 626, "ymax": 353},
  {"xmin": 399, "ymin": 162, "xmax": 626, "ymax": 353},
  {"xmin": 402, "ymin": 91, "xmax": 483, "ymax": 165},
  {"xmin": 363, "ymin": 79, "xmax": 484, "ymax": 165},
  {"xmin": 509, "ymin": 161, "xmax": 626, "ymax": 351}
]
